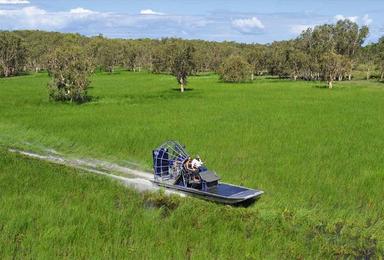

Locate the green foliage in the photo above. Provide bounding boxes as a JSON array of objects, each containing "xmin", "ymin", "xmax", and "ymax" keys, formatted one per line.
[
  {"xmin": 218, "ymin": 55, "xmax": 252, "ymax": 82},
  {"xmin": 170, "ymin": 43, "xmax": 195, "ymax": 91},
  {"xmin": 334, "ymin": 20, "xmax": 369, "ymax": 58},
  {"xmin": 320, "ymin": 52, "xmax": 345, "ymax": 88},
  {"xmin": 0, "ymin": 32, "xmax": 27, "ymax": 77},
  {"xmin": 151, "ymin": 42, "xmax": 174, "ymax": 74},
  {"xmin": 120, "ymin": 42, "xmax": 137, "ymax": 71},
  {"xmin": 376, "ymin": 37, "xmax": 384, "ymax": 81},
  {"xmin": 47, "ymin": 46, "xmax": 93, "ymax": 103},
  {"xmin": 4, "ymin": 24, "xmax": 378, "ymax": 84},
  {"xmin": 245, "ymin": 45, "xmax": 268, "ymax": 76}
]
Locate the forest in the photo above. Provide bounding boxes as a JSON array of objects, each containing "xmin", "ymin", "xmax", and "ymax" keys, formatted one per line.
[{"xmin": 1, "ymin": 19, "xmax": 384, "ymax": 88}]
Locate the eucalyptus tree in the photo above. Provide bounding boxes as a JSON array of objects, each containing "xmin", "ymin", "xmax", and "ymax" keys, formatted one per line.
[
  {"xmin": 171, "ymin": 43, "xmax": 195, "ymax": 92},
  {"xmin": 376, "ymin": 37, "xmax": 384, "ymax": 81},
  {"xmin": 357, "ymin": 45, "xmax": 376, "ymax": 80},
  {"xmin": 151, "ymin": 40, "xmax": 176, "ymax": 74},
  {"xmin": 47, "ymin": 45, "xmax": 94, "ymax": 103},
  {"xmin": 97, "ymin": 39, "xmax": 120, "ymax": 73},
  {"xmin": 334, "ymin": 20, "xmax": 369, "ymax": 80},
  {"xmin": 218, "ymin": 55, "xmax": 252, "ymax": 83},
  {"xmin": 320, "ymin": 52, "xmax": 343, "ymax": 88},
  {"xmin": 286, "ymin": 46, "xmax": 310, "ymax": 80},
  {"xmin": 266, "ymin": 41, "xmax": 289, "ymax": 77},
  {"xmin": 0, "ymin": 32, "xmax": 27, "ymax": 77},
  {"xmin": 334, "ymin": 20, "xmax": 369, "ymax": 58},
  {"xmin": 246, "ymin": 45, "xmax": 268, "ymax": 79},
  {"xmin": 119, "ymin": 41, "xmax": 137, "ymax": 71}
]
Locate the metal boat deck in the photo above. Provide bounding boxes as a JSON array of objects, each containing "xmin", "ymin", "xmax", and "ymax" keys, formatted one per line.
[{"xmin": 153, "ymin": 179, "xmax": 264, "ymax": 205}]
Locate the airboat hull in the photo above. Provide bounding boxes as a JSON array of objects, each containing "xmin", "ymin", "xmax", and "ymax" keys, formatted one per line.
[{"xmin": 152, "ymin": 180, "xmax": 264, "ymax": 205}]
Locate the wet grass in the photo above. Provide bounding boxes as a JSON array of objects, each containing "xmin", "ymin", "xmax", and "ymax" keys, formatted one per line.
[{"xmin": 0, "ymin": 71, "xmax": 384, "ymax": 257}]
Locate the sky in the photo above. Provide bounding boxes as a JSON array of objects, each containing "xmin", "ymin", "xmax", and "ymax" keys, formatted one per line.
[{"xmin": 0, "ymin": 0, "xmax": 383, "ymax": 44}]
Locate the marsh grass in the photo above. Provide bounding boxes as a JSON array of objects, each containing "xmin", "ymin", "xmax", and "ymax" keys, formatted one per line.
[{"xmin": 0, "ymin": 71, "xmax": 384, "ymax": 257}]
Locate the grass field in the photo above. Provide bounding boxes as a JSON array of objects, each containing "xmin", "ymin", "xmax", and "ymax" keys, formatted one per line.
[{"xmin": 1, "ymin": 71, "xmax": 384, "ymax": 258}]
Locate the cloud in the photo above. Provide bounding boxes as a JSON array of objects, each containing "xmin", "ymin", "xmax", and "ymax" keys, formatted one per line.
[
  {"xmin": 362, "ymin": 14, "xmax": 373, "ymax": 25},
  {"xmin": 334, "ymin": 14, "xmax": 374, "ymax": 27},
  {"xmin": 334, "ymin": 14, "xmax": 358, "ymax": 23},
  {"xmin": 0, "ymin": 6, "xmax": 101, "ymax": 30},
  {"xmin": 140, "ymin": 9, "xmax": 164, "ymax": 15},
  {"xmin": 69, "ymin": 7, "xmax": 98, "ymax": 18},
  {"xmin": 69, "ymin": 7, "xmax": 96, "ymax": 15},
  {"xmin": 0, "ymin": 6, "xmax": 378, "ymax": 44},
  {"xmin": 0, "ymin": 6, "xmax": 210, "ymax": 38},
  {"xmin": 232, "ymin": 17, "xmax": 264, "ymax": 34},
  {"xmin": 0, "ymin": 0, "xmax": 29, "ymax": 4},
  {"xmin": 290, "ymin": 24, "xmax": 315, "ymax": 34}
]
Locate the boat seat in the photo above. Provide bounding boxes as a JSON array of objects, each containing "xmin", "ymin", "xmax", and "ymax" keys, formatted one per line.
[{"xmin": 199, "ymin": 171, "xmax": 220, "ymax": 182}]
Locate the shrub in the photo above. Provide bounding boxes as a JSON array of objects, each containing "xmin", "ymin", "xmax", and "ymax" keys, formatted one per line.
[
  {"xmin": 48, "ymin": 46, "xmax": 94, "ymax": 103},
  {"xmin": 218, "ymin": 55, "xmax": 252, "ymax": 83}
]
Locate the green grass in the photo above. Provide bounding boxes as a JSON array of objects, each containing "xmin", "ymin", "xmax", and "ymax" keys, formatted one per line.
[{"xmin": 1, "ymin": 71, "xmax": 384, "ymax": 258}]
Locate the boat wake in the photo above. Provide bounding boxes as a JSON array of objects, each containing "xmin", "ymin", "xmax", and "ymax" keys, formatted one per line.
[{"xmin": 8, "ymin": 148, "xmax": 186, "ymax": 197}]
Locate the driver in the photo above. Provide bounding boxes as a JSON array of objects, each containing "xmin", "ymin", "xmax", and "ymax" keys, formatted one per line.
[
  {"xmin": 184, "ymin": 156, "xmax": 203, "ymax": 172},
  {"xmin": 184, "ymin": 156, "xmax": 203, "ymax": 182}
]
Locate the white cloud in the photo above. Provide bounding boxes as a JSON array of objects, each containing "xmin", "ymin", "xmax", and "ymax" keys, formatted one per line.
[
  {"xmin": 69, "ymin": 7, "xmax": 97, "ymax": 18},
  {"xmin": 0, "ymin": 6, "xmax": 209, "ymax": 38},
  {"xmin": 0, "ymin": 0, "xmax": 29, "ymax": 4},
  {"xmin": 334, "ymin": 14, "xmax": 374, "ymax": 27},
  {"xmin": 290, "ymin": 24, "xmax": 314, "ymax": 34},
  {"xmin": 140, "ymin": 9, "xmax": 164, "ymax": 15},
  {"xmin": 69, "ymin": 7, "xmax": 96, "ymax": 15},
  {"xmin": 334, "ymin": 14, "xmax": 358, "ymax": 23},
  {"xmin": 232, "ymin": 17, "xmax": 264, "ymax": 33},
  {"xmin": 362, "ymin": 14, "xmax": 373, "ymax": 26},
  {"xmin": 0, "ymin": 6, "xmax": 101, "ymax": 29}
]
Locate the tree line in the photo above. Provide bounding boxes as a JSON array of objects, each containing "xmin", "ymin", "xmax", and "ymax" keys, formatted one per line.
[{"xmin": 0, "ymin": 20, "xmax": 384, "ymax": 101}]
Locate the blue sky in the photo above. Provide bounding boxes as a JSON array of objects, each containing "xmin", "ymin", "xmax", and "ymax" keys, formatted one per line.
[{"xmin": 0, "ymin": 0, "xmax": 383, "ymax": 43}]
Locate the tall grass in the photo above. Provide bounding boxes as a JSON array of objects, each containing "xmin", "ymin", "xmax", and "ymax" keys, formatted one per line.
[
  {"xmin": 0, "ymin": 71, "xmax": 383, "ymax": 257},
  {"xmin": 0, "ymin": 150, "xmax": 382, "ymax": 258}
]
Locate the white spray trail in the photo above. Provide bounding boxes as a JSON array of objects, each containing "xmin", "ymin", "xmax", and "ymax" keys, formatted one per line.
[{"xmin": 8, "ymin": 148, "xmax": 185, "ymax": 197}]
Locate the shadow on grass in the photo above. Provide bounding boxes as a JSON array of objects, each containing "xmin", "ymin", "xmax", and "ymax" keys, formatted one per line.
[
  {"xmin": 86, "ymin": 95, "xmax": 100, "ymax": 103},
  {"xmin": 49, "ymin": 95, "xmax": 100, "ymax": 105},
  {"xmin": 143, "ymin": 192, "xmax": 181, "ymax": 217},
  {"xmin": 171, "ymin": 88, "xmax": 194, "ymax": 92},
  {"xmin": 264, "ymin": 76, "xmax": 291, "ymax": 80},
  {"xmin": 313, "ymin": 84, "xmax": 329, "ymax": 89}
]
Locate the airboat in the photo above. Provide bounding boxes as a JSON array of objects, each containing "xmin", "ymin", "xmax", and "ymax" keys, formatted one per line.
[{"xmin": 152, "ymin": 141, "xmax": 264, "ymax": 205}]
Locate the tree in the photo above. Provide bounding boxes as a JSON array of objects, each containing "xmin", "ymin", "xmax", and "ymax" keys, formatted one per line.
[
  {"xmin": 171, "ymin": 43, "xmax": 195, "ymax": 92},
  {"xmin": 47, "ymin": 46, "xmax": 94, "ymax": 103},
  {"xmin": 266, "ymin": 41, "xmax": 289, "ymax": 78},
  {"xmin": 376, "ymin": 37, "xmax": 384, "ymax": 81},
  {"xmin": 284, "ymin": 42, "xmax": 310, "ymax": 80},
  {"xmin": 97, "ymin": 40, "xmax": 119, "ymax": 73},
  {"xmin": 334, "ymin": 20, "xmax": 369, "ymax": 80},
  {"xmin": 120, "ymin": 42, "xmax": 137, "ymax": 71},
  {"xmin": 151, "ymin": 41, "xmax": 175, "ymax": 74},
  {"xmin": 334, "ymin": 20, "xmax": 368, "ymax": 57},
  {"xmin": 359, "ymin": 44, "xmax": 376, "ymax": 80},
  {"xmin": 320, "ymin": 52, "xmax": 343, "ymax": 89},
  {"xmin": 218, "ymin": 55, "xmax": 252, "ymax": 83},
  {"xmin": 246, "ymin": 45, "xmax": 268, "ymax": 79},
  {"xmin": 337, "ymin": 56, "xmax": 352, "ymax": 81},
  {"xmin": 0, "ymin": 27, "xmax": 379, "ymax": 83},
  {"xmin": 0, "ymin": 32, "xmax": 27, "ymax": 77}
]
